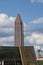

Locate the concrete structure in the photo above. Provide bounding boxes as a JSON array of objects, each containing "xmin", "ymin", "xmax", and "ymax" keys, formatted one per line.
[
  {"xmin": 0, "ymin": 46, "xmax": 38, "ymax": 65},
  {"xmin": 19, "ymin": 46, "xmax": 38, "ymax": 65},
  {"xmin": 15, "ymin": 13, "xmax": 24, "ymax": 46}
]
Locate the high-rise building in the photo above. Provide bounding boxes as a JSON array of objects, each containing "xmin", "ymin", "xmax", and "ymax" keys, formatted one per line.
[{"xmin": 15, "ymin": 13, "xmax": 24, "ymax": 46}]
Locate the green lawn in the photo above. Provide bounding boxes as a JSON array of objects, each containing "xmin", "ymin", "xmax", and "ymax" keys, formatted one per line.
[{"xmin": 37, "ymin": 60, "xmax": 43, "ymax": 65}]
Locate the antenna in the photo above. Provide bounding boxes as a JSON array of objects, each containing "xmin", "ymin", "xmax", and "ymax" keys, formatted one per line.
[{"xmin": 18, "ymin": 9, "xmax": 20, "ymax": 14}]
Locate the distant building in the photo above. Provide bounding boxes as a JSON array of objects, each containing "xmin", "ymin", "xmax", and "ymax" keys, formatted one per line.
[
  {"xmin": 37, "ymin": 55, "xmax": 43, "ymax": 60},
  {"xmin": 15, "ymin": 13, "xmax": 24, "ymax": 46}
]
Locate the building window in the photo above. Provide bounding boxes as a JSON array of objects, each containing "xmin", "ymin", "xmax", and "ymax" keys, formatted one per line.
[{"xmin": 16, "ymin": 61, "xmax": 22, "ymax": 65}]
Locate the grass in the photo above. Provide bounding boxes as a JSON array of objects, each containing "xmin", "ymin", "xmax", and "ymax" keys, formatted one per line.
[{"xmin": 37, "ymin": 60, "xmax": 43, "ymax": 65}]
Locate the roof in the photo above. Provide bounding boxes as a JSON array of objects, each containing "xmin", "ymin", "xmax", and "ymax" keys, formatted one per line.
[
  {"xmin": 0, "ymin": 46, "xmax": 38, "ymax": 65},
  {"xmin": 19, "ymin": 46, "xmax": 38, "ymax": 65},
  {"xmin": 0, "ymin": 46, "xmax": 21, "ymax": 61},
  {"xmin": 19, "ymin": 46, "xmax": 37, "ymax": 63},
  {"xmin": 15, "ymin": 13, "xmax": 23, "ymax": 24}
]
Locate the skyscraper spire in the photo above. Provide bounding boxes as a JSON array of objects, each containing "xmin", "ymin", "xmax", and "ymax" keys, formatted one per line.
[{"xmin": 15, "ymin": 13, "xmax": 22, "ymax": 24}]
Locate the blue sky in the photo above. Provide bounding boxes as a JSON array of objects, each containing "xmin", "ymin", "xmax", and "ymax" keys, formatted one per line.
[
  {"xmin": 0, "ymin": 0, "xmax": 43, "ymax": 21},
  {"xmin": 0, "ymin": 0, "xmax": 43, "ymax": 54}
]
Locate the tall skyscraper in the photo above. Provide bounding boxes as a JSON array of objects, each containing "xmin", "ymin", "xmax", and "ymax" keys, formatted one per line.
[{"xmin": 15, "ymin": 13, "xmax": 24, "ymax": 46}]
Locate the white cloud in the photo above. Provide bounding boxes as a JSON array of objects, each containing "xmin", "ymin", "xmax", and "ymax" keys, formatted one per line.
[
  {"xmin": 30, "ymin": 0, "xmax": 43, "ymax": 3},
  {"xmin": 0, "ymin": 28, "xmax": 13, "ymax": 33},
  {"xmin": 30, "ymin": 0, "xmax": 35, "ymax": 3},
  {"xmin": 34, "ymin": 46, "xmax": 40, "ymax": 51},
  {"xmin": 0, "ymin": 13, "xmax": 15, "ymax": 27},
  {"xmin": 0, "ymin": 36, "xmax": 14, "ymax": 42},
  {"xmin": 25, "ymin": 32, "xmax": 43, "ymax": 45},
  {"xmin": 0, "ymin": 36, "xmax": 14, "ymax": 46},
  {"xmin": 37, "ymin": 0, "xmax": 43, "ymax": 2},
  {"xmin": 0, "ymin": 13, "xmax": 15, "ymax": 46},
  {"xmin": 31, "ymin": 17, "xmax": 43, "ymax": 24},
  {"xmin": 0, "ymin": 13, "xmax": 15, "ymax": 37}
]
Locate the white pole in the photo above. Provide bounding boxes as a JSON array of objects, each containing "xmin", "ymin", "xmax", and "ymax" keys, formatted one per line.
[{"xmin": 2, "ymin": 60, "xmax": 4, "ymax": 65}]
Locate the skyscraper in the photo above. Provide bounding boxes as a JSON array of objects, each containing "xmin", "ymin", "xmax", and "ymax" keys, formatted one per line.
[{"xmin": 15, "ymin": 13, "xmax": 24, "ymax": 46}]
